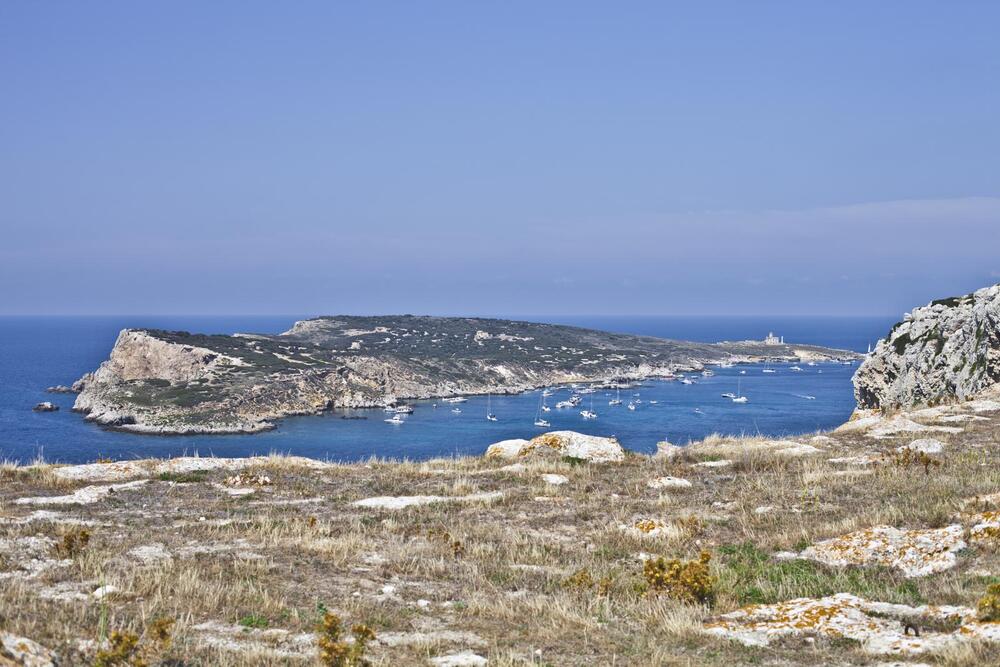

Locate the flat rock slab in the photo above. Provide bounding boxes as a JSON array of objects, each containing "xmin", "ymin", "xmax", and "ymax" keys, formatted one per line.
[
  {"xmin": 352, "ymin": 491, "xmax": 503, "ymax": 510},
  {"xmin": 704, "ymin": 593, "xmax": 1000, "ymax": 655},
  {"xmin": 866, "ymin": 416, "xmax": 962, "ymax": 439},
  {"xmin": 540, "ymin": 474, "xmax": 569, "ymax": 485},
  {"xmin": 49, "ymin": 455, "xmax": 333, "ymax": 483},
  {"xmin": 430, "ymin": 651, "xmax": 489, "ymax": 666},
  {"xmin": 1, "ymin": 632, "xmax": 57, "ymax": 667},
  {"xmin": 796, "ymin": 525, "xmax": 965, "ymax": 577},
  {"xmin": 897, "ymin": 439, "xmax": 944, "ymax": 454},
  {"xmin": 15, "ymin": 480, "xmax": 148, "ymax": 506},
  {"xmin": 647, "ymin": 476, "xmax": 693, "ymax": 490}
]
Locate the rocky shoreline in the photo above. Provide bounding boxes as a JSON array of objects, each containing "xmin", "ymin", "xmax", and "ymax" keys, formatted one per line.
[{"xmin": 64, "ymin": 316, "xmax": 858, "ymax": 435}]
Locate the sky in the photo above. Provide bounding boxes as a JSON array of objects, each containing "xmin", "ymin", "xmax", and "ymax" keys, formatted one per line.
[{"xmin": 2, "ymin": 2, "xmax": 999, "ymax": 317}]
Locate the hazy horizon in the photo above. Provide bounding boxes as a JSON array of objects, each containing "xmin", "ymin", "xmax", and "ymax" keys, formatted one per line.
[{"xmin": 3, "ymin": 3, "xmax": 998, "ymax": 317}]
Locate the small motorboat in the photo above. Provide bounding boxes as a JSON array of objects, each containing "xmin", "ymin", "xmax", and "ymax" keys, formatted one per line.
[
  {"xmin": 789, "ymin": 366, "xmax": 803, "ymax": 372},
  {"xmin": 580, "ymin": 410, "xmax": 598, "ymax": 420},
  {"xmin": 442, "ymin": 397, "xmax": 468, "ymax": 403},
  {"xmin": 648, "ymin": 400, "xmax": 658, "ymax": 404},
  {"xmin": 451, "ymin": 408, "xmax": 462, "ymax": 414},
  {"xmin": 486, "ymin": 414, "xmax": 498, "ymax": 422},
  {"xmin": 384, "ymin": 414, "xmax": 405, "ymax": 424},
  {"xmin": 680, "ymin": 378, "xmax": 695, "ymax": 385},
  {"xmin": 721, "ymin": 392, "xmax": 736, "ymax": 399},
  {"xmin": 394, "ymin": 405, "xmax": 414, "ymax": 414},
  {"xmin": 541, "ymin": 405, "xmax": 551, "ymax": 412},
  {"xmin": 627, "ymin": 402, "xmax": 636, "ymax": 411},
  {"xmin": 534, "ymin": 419, "xmax": 551, "ymax": 427},
  {"xmin": 732, "ymin": 396, "xmax": 749, "ymax": 403}
]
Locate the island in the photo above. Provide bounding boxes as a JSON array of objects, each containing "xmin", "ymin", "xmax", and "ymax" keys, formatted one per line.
[{"xmin": 68, "ymin": 316, "xmax": 858, "ymax": 434}]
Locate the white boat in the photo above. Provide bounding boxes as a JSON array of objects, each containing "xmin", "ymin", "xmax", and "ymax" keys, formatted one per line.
[
  {"xmin": 721, "ymin": 392, "xmax": 736, "ymax": 399},
  {"xmin": 789, "ymin": 366, "xmax": 803, "ymax": 372},
  {"xmin": 796, "ymin": 394, "xmax": 816, "ymax": 400},
  {"xmin": 580, "ymin": 410, "xmax": 597, "ymax": 420},
  {"xmin": 384, "ymin": 414, "xmax": 405, "ymax": 424},
  {"xmin": 383, "ymin": 405, "xmax": 397, "ymax": 412},
  {"xmin": 486, "ymin": 393, "xmax": 498, "ymax": 421},
  {"xmin": 534, "ymin": 419, "xmax": 551, "ymax": 427},
  {"xmin": 394, "ymin": 405, "xmax": 414, "ymax": 414},
  {"xmin": 680, "ymin": 378, "xmax": 695, "ymax": 385},
  {"xmin": 442, "ymin": 397, "xmax": 467, "ymax": 404},
  {"xmin": 609, "ymin": 387, "xmax": 622, "ymax": 406},
  {"xmin": 555, "ymin": 400, "xmax": 574, "ymax": 409},
  {"xmin": 732, "ymin": 379, "xmax": 748, "ymax": 403},
  {"xmin": 807, "ymin": 361, "xmax": 816, "ymax": 366},
  {"xmin": 541, "ymin": 389, "xmax": 553, "ymax": 397},
  {"xmin": 627, "ymin": 402, "xmax": 636, "ymax": 411},
  {"xmin": 762, "ymin": 368, "xmax": 777, "ymax": 374},
  {"xmin": 739, "ymin": 370, "xmax": 747, "ymax": 375},
  {"xmin": 701, "ymin": 369, "xmax": 714, "ymax": 377},
  {"xmin": 648, "ymin": 400, "xmax": 658, "ymax": 404},
  {"xmin": 451, "ymin": 408, "xmax": 462, "ymax": 414},
  {"xmin": 541, "ymin": 405, "xmax": 551, "ymax": 412}
]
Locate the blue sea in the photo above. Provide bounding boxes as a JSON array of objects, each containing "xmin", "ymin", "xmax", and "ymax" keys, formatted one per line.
[{"xmin": 0, "ymin": 315, "xmax": 895, "ymax": 464}]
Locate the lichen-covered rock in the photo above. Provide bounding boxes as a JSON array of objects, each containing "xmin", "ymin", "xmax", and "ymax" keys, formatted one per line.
[
  {"xmin": 855, "ymin": 284, "xmax": 1000, "ymax": 410},
  {"xmin": 0, "ymin": 633, "xmax": 57, "ymax": 666},
  {"xmin": 704, "ymin": 593, "xmax": 1000, "ymax": 655},
  {"xmin": 795, "ymin": 525, "xmax": 965, "ymax": 577},
  {"xmin": 485, "ymin": 431, "xmax": 625, "ymax": 463}
]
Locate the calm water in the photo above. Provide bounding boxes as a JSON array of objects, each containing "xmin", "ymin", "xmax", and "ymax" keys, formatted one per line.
[{"xmin": 0, "ymin": 315, "xmax": 894, "ymax": 464}]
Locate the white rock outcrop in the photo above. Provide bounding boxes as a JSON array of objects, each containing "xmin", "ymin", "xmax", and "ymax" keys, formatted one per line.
[
  {"xmin": 704, "ymin": 593, "xmax": 1000, "ymax": 655},
  {"xmin": 795, "ymin": 525, "xmax": 965, "ymax": 577},
  {"xmin": 485, "ymin": 431, "xmax": 625, "ymax": 463},
  {"xmin": 647, "ymin": 476, "xmax": 693, "ymax": 490},
  {"xmin": 854, "ymin": 284, "xmax": 1000, "ymax": 410}
]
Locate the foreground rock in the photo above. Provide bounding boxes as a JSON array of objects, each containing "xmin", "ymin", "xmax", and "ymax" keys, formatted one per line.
[
  {"xmin": 704, "ymin": 593, "xmax": 1000, "ymax": 655},
  {"xmin": 855, "ymin": 283, "xmax": 1000, "ymax": 410},
  {"xmin": 0, "ymin": 633, "xmax": 57, "ymax": 666},
  {"xmin": 793, "ymin": 525, "xmax": 965, "ymax": 577},
  {"xmin": 48, "ymin": 455, "xmax": 334, "ymax": 483},
  {"xmin": 485, "ymin": 431, "xmax": 625, "ymax": 463}
]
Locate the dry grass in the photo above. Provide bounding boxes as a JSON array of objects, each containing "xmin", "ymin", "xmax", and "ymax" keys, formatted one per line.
[{"xmin": 2, "ymin": 411, "xmax": 1000, "ymax": 665}]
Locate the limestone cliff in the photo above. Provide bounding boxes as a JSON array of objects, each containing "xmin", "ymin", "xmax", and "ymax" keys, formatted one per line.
[{"xmin": 854, "ymin": 284, "xmax": 1000, "ymax": 410}]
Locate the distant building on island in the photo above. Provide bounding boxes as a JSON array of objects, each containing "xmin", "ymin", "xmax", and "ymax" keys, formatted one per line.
[{"xmin": 764, "ymin": 332, "xmax": 784, "ymax": 346}]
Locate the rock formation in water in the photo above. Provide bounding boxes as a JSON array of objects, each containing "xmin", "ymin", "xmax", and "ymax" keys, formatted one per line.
[
  {"xmin": 70, "ymin": 315, "xmax": 856, "ymax": 434},
  {"xmin": 854, "ymin": 284, "xmax": 1000, "ymax": 410}
]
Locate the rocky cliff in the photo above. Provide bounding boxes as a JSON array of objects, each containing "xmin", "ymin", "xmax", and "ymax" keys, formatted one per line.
[
  {"xmin": 854, "ymin": 284, "xmax": 1000, "ymax": 410},
  {"xmin": 71, "ymin": 315, "xmax": 857, "ymax": 434}
]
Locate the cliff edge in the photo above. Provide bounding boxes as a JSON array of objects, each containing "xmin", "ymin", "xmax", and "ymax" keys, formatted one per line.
[{"xmin": 854, "ymin": 284, "xmax": 1000, "ymax": 410}]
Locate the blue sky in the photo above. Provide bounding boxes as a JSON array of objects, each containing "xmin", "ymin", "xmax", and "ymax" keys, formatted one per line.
[{"xmin": 2, "ymin": 2, "xmax": 998, "ymax": 316}]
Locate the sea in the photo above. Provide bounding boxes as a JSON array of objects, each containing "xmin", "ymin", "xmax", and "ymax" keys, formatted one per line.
[{"xmin": 0, "ymin": 315, "xmax": 895, "ymax": 465}]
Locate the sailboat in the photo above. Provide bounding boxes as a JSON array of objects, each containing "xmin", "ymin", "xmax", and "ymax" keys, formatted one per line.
[
  {"xmin": 534, "ymin": 393, "xmax": 550, "ymax": 427},
  {"xmin": 732, "ymin": 378, "xmax": 748, "ymax": 403},
  {"xmin": 580, "ymin": 394, "xmax": 598, "ymax": 419},
  {"xmin": 762, "ymin": 360, "xmax": 776, "ymax": 374},
  {"xmin": 609, "ymin": 386, "xmax": 622, "ymax": 406},
  {"xmin": 486, "ymin": 393, "xmax": 498, "ymax": 422}
]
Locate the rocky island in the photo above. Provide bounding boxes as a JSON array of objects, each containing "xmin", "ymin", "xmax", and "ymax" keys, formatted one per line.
[
  {"xmin": 5, "ymin": 287, "xmax": 1000, "ymax": 665},
  {"xmin": 69, "ymin": 316, "xmax": 857, "ymax": 434}
]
